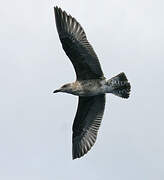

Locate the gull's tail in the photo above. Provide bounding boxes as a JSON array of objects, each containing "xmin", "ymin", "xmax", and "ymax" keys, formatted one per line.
[{"xmin": 107, "ymin": 72, "xmax": 131, "ymax": 98}]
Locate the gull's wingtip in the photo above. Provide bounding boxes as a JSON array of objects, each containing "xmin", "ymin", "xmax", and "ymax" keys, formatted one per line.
[
  {"xmin": 54, "ymin": 6, "xmax": 59, "ymax": 12},
  {"xmin": 54, "ymin": 6, "xmax": 60, "ymax": 14},
  {"xmin": 54, "ymin": 6, "xmax": 59, "ymax": 9},
  {"xmin": 54, "ymin": 6, "xmax": 62, "ymax": 12},
  {"xmin": 54, "ymin": 6, "xmax": 65, "ymax": 19}
]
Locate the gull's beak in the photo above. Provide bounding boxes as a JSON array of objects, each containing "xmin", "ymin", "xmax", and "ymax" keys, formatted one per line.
[{"xmin": 53, "ymin": 89, "xmax": 61, "ymax": 93}]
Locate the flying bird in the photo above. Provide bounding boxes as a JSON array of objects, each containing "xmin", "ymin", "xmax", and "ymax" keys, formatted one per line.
[{"xmin": 53, "ymin": 6, "xmax": 131, "ymax": 159}]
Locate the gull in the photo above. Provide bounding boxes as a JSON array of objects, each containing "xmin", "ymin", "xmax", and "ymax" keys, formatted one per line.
[{"xmin": 53, "ymin": 6, "xmax": 131, "ymax": 159}]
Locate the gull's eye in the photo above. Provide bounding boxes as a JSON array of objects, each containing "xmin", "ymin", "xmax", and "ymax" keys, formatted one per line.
[{"xmin": 62, "ymin": 84, "xmax": 68, "ymax": 88}]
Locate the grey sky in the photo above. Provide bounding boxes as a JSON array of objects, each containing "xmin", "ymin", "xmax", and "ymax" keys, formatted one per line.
[{"xmin": 0, "ymin": 0, "xmax": 164, "ymax": 179}]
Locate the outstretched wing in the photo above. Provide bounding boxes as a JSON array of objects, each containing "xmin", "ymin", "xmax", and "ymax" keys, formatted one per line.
[
  {"xmin": 54, "ymin": 7, "xmax": 104, "ymax": 80},
  {"xmin": 72, "ymin": 95, "xmax": 105, "ymax": 159}
]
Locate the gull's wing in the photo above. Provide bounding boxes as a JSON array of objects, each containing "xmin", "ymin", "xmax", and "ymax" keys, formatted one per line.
[
  {"xmin": 72, "ymin": 95, "xmax": 105, "ymax": 159},
  {"xmin": 54, "ymin": 7, "xmax": 104, "ymax": 80}
]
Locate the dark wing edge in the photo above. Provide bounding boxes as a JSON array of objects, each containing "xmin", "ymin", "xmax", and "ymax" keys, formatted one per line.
[
  {"xmin": 72, "ymin": 95, "xmax": 105, "ymax": 159},
  {"xmin": 54, "ymin": 6, "xmax": 104, "ymax": 80}
]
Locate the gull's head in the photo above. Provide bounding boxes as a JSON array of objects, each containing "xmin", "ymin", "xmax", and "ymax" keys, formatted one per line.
[{"xmin": 53, "ymin": 83, "xmax": 73, "ymax": 94}]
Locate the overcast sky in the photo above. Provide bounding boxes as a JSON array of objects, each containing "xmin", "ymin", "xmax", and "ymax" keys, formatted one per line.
[{"xmin": 0, "ymin": 0, "xmax": 164, "ymax": 179}]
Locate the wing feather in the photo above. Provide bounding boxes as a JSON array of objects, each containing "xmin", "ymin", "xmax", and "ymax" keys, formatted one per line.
[
  {"xmin": 72, "ymin": 95, "xmax": 105, "ymax": 159},
  {"xmin": 54, "ymin": 7, "xmax": 104, "ymax": 80}
]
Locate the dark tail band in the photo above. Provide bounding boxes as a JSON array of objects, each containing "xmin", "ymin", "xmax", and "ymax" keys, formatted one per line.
[{"xmin": 107, "ymin": 72, "xmax": 131, "ymax": 98}]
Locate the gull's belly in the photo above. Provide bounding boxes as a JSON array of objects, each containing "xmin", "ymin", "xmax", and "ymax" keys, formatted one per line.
[
  {"xmin": 73, "ymin": 88, "xmax": 104, "ymax": 96},
  {"xmin": 72, "ymin": 80, "xmax": 106, "ymax": 97},
  {"xmin": 83, "ymin": 86, "xmax": 105, "ymax": 96}
]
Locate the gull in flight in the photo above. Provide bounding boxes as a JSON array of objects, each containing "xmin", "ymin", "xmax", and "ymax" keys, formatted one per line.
[{"xmin": 53, "ymin": 6, "xmax": 131, "ymax": 159}]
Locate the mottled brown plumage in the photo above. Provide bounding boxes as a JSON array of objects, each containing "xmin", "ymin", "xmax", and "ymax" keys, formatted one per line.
[{"xmin": 53, "ymin": 6, "xmax": 131, "ymax": 159}]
